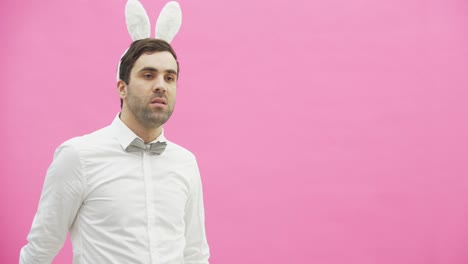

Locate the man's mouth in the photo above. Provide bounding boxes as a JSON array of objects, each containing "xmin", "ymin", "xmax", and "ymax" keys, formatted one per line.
[{"xmin": 150, "ymin": 98, "xmax": 167, "ymax": 105}]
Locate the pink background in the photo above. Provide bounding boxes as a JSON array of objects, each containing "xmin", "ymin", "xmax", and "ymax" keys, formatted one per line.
[{"xmin": 2, "ymin": 0, "xmax": 468, "ymax": 263}]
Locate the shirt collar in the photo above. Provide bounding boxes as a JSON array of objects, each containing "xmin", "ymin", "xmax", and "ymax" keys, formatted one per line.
[{"xmin": 111, "ymin": 113, "xmax": 167, "ymax": 151}]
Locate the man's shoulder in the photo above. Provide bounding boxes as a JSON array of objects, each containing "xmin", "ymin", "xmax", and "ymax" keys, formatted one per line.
[
  {"xmin": 166, "ymin": 140, "xmax": 198, "ymax": 161},
  {"xmin": 58, "ymin": 125, "xmax": 113, "ymax": 152}
]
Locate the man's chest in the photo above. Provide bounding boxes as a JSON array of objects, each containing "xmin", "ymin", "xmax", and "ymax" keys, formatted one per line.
[{"xmin": 77, "ymin": 153, "xmax": 192, "ymax": 230}]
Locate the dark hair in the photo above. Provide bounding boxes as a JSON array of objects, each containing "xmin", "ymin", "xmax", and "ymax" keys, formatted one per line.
[{"xmin": 118, "ymin": 38, "xmax": 179, "ymax": 107}]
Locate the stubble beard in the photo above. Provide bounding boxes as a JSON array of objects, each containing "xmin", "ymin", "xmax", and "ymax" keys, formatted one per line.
[{"xmin": 127, "ymin": 93, "xmax": 174, "ymax": 129}]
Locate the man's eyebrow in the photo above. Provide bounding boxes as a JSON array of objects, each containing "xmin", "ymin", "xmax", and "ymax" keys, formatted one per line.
[
  {"xmin": 139, "ymin": 67, "xmax": 178, "ymax": 75},
  {"xmin": 139, "ymin": 67, "xmax": 157, "ymax": 72},
  {"xmin": 165, "ymin": 69, "xmax": 178, "ymax": 75}
]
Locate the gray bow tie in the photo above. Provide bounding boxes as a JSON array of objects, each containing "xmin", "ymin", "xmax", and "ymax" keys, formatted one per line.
[{"xmin": 126, "ymin": 138, "xmax": 167, "ymax": 155}]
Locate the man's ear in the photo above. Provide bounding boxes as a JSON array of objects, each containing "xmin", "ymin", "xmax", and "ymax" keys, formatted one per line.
[{"xmin": 117, "ymin": 80, "xmax": 127, "ymax": 99}]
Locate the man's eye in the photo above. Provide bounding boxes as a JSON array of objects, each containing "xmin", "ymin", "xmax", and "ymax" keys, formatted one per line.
[
  {"xmin": 165, "ymin": 76, "xmax": 175, "ymax": 81},
  {"xmin": 144, "ymin": 74, "xmax": 153, "ymax": 79}
]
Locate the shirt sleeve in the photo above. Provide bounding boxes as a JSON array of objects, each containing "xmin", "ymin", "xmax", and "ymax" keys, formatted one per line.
[
  {"xmin": 183, "ymin": 160, "xmax": 210, "ymax": 264},
  {"xmin": 20, "ymin": 143, "xmax": 86, "ymax": 264}
]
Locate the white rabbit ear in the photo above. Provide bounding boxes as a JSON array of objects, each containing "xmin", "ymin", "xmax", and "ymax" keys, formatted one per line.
[
  {"xmin": 125, "ymin": 0, "xmax": 151, "ymax": 40},
  {"xmin": 155, "ymin": 1, "xmax": 182, "ymax": 43}
]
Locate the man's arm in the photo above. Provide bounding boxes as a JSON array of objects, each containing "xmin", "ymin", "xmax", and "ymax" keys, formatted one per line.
[
  {"xmin": 20, "ymin": 144, "xmax": 85, "ymax": 264},
  {"xmin": 183, "ymin": 161, "xmax": 210, "ymax": 264}
]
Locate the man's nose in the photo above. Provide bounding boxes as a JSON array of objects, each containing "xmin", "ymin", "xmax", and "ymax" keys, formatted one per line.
[{"xmin": 152, "ymin": 76, "xmax": 167, "ymax": 92}]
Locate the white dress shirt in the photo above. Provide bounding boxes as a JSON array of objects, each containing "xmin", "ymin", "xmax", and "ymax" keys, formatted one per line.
[{"xmin": 20, "ymin": 115, "xmax": 210, "ymax": 264}]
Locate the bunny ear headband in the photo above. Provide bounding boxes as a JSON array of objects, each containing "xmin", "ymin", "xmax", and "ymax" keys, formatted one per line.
[
  {"xmin": 126, "ymin": 0, "xmax": 182, "ymax": 42},
  {"xmin": 117, "ymin": 0, "xmax": 182, "ymax": 79}
]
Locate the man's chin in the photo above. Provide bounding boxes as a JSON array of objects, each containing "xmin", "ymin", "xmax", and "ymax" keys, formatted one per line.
[{"xmin": 141, "ymin": 113, "xmax": 170, "ymax": 127}]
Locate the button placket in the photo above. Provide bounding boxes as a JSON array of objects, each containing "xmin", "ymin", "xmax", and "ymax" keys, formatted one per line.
[{"xmin": 142, "ymin": 150, "xmax": 158, "ymax": 263}]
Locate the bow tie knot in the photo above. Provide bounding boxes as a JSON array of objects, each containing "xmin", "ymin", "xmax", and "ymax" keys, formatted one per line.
[{"xmin": 126, "ymin": 138, "xmax": 167, "ymax": 155}]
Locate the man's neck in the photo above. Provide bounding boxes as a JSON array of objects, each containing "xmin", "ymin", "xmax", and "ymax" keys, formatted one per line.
[{"xmin": 119, "ymin": 110, "xmax": 162, "ymax": 144}]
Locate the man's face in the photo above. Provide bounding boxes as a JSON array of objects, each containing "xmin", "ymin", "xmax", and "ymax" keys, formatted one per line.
[{"xmin": 121, "ymin": 51, "xmax": 178, "ymax": 129}]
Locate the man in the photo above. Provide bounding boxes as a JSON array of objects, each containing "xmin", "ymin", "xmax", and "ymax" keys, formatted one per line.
[{"xmin": 20, "ymin": 38, "xmax": 210, "ymax": 263}]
